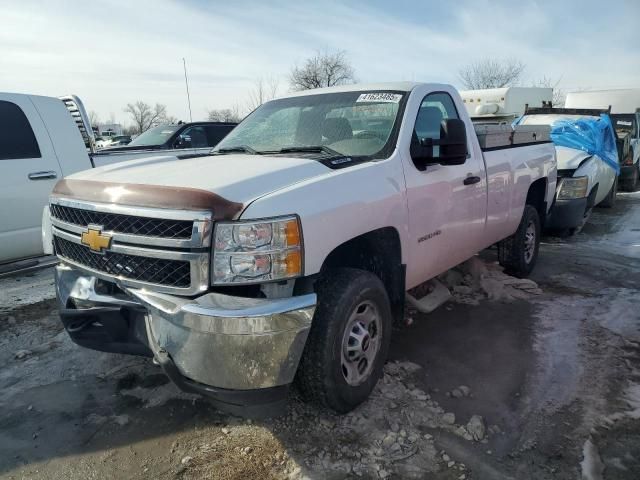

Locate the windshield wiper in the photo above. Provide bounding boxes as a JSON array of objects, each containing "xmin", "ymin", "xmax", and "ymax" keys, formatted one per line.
[
  {"xmin": 212, "ymin": 145, "xmax": 257, "ymax": 155},
  {"xmin": 274, "ymin": 145, "xmax": 343, "ymax": 157}
]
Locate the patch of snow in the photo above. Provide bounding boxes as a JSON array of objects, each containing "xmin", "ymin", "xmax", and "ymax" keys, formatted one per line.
[
  {"xmin": 587, "ymin": 191, "xmax": 640, "ymax": 259},
  {"xmin": 0, "ymin": 268, "xmax": 56, "ymax": 313},
  {"xmin": 580, "ymin": 438, "xmax": 604, "ymax": 480},
  {"xmin": 439, "ymin": 257, "xmax": 542, "ymax": 305},
  {"xmin": 120, "ymin": 383, "xmax": 197, "ymax": 408}
]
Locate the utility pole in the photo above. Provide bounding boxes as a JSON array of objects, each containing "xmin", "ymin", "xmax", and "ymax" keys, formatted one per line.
[{"xmin": 183, "ymin": 58, "xmax": 193, "ymax": 122}]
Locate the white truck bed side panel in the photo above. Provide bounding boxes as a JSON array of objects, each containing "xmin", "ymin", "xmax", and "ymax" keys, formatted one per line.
[
  {"xmin": 481, "ymin": 143, "xmax": 556, "ymax": 248},
  {"xmin": 30, "ymin": 95, "xmax": 92, "ymax": 176}
]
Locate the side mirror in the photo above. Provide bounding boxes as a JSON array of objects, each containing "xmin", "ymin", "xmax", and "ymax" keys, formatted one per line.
[
  {"xmin": 411, "ymin": 118, "xmax": 468, "ymax": 167},
  {"xmin": 175, "ymin": 134, "xmax": 191, "ymax": 148}
]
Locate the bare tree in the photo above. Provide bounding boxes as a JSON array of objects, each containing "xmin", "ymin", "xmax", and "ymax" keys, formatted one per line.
[
  {"xmin": 246, "ymin": 77, "xmax": 280, "ymax": 111},
  {"xmin": 123, "ymin": 101, "xmax": 168, "ymax": 134},
  {"xmin": 207, "ymin": 105, "xmax": 243, "ymax": 123},
  {"xmin": 458, "ymin": 58, "xmax": 525, "ymax": 90},
  {"xmin": 88, "ymin": 110, "xmax": 100, "ymax": 129},
  {"xmin": 289, "ymin": 50, "xmax": 356, "ymax": 91},
  {"xmin": 532, "ymin": 76, "xmax": 566, "ymax": 107}
]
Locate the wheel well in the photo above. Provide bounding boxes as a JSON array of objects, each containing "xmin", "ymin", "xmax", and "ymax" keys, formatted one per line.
[
  {"xmin": 587, "ymin": 184, "xmax": 598, "ymax": 208},
  {"xmin": 320, "ymin": 227, "xmax": 405, "ymax": 323},
  {"xmin": 526, "ymin": 178, "xmax": 548, "ymax": 225}
]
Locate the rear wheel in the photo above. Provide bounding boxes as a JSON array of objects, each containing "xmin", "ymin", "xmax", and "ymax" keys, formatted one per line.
[
  {"xmin": 296, "ymin": 268, "xmax": 392, "ymax": 413},
  {"xmin": 621, "ymin": 165, "xmax": 639, "ymax": 192},
  {"xmin": 599, "ymin": 177, "xmax": 617, "ymax": 208},
  {"xmin": 498, "ymin": 205, "xmax": 541, "ymax": 278}
]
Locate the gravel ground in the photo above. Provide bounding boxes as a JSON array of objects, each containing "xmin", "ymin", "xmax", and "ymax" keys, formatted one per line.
[{"xmin": 0, "ymin": 192, "xmax": 639, "ymax": 480}]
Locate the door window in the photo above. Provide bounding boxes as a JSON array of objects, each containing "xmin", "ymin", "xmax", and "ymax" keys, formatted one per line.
[
  {"xmin": 412, "ymin": 92, "xmax": 460, "ymax": 166},
  {"xmin": 180, "ymin": 126, "xmax": 209, "ymax": 148},
  {"xmin": 0, "ymin": 101, "xmax": 41, "ymax": 160}
]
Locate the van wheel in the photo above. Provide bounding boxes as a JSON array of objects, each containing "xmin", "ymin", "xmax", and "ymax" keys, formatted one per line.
[
  {"xmin": 296, "ymin": 268, "xmax": 392, "ymax": 413},
  {"xmin": 599, "ymin": 177, "xmax": 617, "ymax": 208},
  {"xmin": 498, "ymin": 205, "xmax": 541, "ymax": 278}
]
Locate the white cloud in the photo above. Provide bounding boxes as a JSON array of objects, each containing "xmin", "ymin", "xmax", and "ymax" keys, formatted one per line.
[{"xmin": 0, "ymin": 0, "xmax": 637, "ymax": 125}]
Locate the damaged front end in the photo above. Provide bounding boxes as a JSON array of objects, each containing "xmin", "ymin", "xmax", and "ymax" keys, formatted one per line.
[{"xmin": 56, "ymin": 265, "xmax": 316, "ymax": 415}]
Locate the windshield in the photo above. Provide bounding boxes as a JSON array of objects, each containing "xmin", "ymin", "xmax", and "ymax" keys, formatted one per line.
[
  {"xmin": 214, "ymin": 91, "xmax": 406, "ymax": 159},
  {"xmin": 128, "ymin": 125, "xmax": 180, "ymax": 147}
]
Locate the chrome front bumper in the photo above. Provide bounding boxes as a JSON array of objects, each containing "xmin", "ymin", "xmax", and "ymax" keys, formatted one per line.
[{"xmin": 56, "ymin": 265, "xmax": 316, "ymax": 394}]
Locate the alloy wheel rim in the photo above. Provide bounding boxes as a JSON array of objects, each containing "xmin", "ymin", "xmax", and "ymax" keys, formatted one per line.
[
  {"xmin": 341, "ymin": 300, "xmax": 382, "ymax": 386},
  {"xmin": 524, "ymin": 220, "xmax": 536, "ymax": 264}
]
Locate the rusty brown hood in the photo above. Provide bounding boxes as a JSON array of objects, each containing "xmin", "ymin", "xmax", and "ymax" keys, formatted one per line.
[{"xmin": 52, "ymin": 153, "xmax": 330, "ymax": 220}]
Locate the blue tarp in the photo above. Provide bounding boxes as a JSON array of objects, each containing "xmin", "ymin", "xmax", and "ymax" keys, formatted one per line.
[{"xmin": 516, "ymin": 114, "xmax": 620, "ymax": 174}]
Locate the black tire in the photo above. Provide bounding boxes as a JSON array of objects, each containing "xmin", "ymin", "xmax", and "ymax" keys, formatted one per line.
[
  {"xmin": 621, "ymin": 166, "xmax": 639, "ymax": 192},
  {"xmin": 497, "ymin": 204, "xmax": 541, "ymax": 278},
  {"xmin": 295, "ymin": 268, "xmax": 392, "ymax": 413},
  {"xmin": 599, "ymin": 177, "xmax": 617, "ymax": 208}
]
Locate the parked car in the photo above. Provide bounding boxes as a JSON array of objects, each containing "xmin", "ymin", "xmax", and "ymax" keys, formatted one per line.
[
  {"xmin": 45, "ymin": 82, "xmax": 556, "ymax": 415},
  {"xmin": 460, "ymin": 87, "xmax": 553, "ymax": 124},
  {"xmin": 94, "ymin": 136, "xmax": 112, "ymax": 150},
  {"xmin": 92, "ymin": 121, "xmax": 236, "ymax": 162},
  {"xmin": 565, "ymin": 89, "xmax": 640, "ymax": 191},
  {"xmin": 518, "ymin": 106, "xmax": 619, "ymax": 234},
  {"xmin": 107, "ymin": 135, "xmax": 132, "ymax": 147}
]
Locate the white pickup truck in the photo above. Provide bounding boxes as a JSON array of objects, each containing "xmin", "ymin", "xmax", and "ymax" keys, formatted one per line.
[
  {"xmin": 0, "ymin": 93, "xmax": 100, "ymax": 264},
  {"xmin": 45, "ymin": 82, "xmax": 556, "ymax": 415},
  {"xmin": 518, "ymin": 106, "xmax": 619, "ymax": 233},
  {"xmin": 0, "ymin": 93, "xmax": 235, "ymax": 267}
]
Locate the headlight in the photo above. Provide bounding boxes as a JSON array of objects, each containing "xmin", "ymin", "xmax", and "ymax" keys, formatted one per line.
[
  {"xmin": 212, "ymin": 215, "xmax": 303, "ymax": 284},
  {"xmin": 557, "ymin": 176, "xmax": 588, "ymax": 200}
]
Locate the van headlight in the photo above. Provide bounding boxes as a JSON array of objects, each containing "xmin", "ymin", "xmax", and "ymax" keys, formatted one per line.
[
  {"xmin": 557, "ymin": 176, "xmax": 588, "ymax": 200},
  {"xmin": 212, "ymin": 215, "xmax": 303, "ymax": 284}
]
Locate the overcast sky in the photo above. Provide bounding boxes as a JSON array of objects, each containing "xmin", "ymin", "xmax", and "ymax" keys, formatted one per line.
[{"xmin": 1, "ymin": 0, "xmax": 639, "ymax": 125}]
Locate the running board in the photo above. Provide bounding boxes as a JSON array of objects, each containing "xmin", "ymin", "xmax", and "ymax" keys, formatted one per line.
[
  {"xmin": 0, "ymin": 255, "xmax": 59, "ymax": 278},
  {"xmin": 405, "ymin": 279, "xmax": 452, "ymax": 314}
]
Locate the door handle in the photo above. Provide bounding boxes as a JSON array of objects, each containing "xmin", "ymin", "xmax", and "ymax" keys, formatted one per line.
[
  {"xmin": 28, "ymin": 171, "xmax": 58, "ymax": 180},
  {"xmin": 463, "ymin": 176, "xmax": 481, "ymax": 185}
]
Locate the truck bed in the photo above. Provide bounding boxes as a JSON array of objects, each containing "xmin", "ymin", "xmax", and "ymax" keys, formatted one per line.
[{"xmin": 474, "ymin": 124, "xmax": 551, "ymax": 150}]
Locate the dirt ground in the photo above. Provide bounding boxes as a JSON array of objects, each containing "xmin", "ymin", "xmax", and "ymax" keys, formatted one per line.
[{"xmin": 1, "ymin": 192, "xmax": 639, "ymax": 480}]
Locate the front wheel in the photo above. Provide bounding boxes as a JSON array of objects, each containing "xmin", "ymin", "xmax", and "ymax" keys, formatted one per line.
[
  {"xmin": 498, "ymin": 204, "xmax": 541, "ymax": 278},
  {"xmin": 296, "ymin": 268, "xmax": 392, "ymax": 413}
]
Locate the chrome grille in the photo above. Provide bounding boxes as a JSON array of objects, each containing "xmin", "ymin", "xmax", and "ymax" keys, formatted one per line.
[
  {"xmin": 54, "ymin": 236, "xmax": 191, "ymax": 288},
  {"xmin": 50, "ymin": 204, "xmax": 193, "ymax": 239}
]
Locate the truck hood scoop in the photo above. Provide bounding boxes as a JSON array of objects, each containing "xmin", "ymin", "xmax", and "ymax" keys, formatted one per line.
[{"xmin": 62, "ymin": 153, "xmax": 331, "ymax": 215}]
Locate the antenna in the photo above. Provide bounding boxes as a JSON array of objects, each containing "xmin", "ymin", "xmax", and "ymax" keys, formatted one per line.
[{"xmin": 183, "ymin": 58, "xmax": 193, "ymax": 122}]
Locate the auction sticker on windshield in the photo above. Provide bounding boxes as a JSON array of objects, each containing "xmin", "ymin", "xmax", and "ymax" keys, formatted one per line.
[{"xmin": 356, "ymin": 93, "xmax": 402, "ymax": 103}]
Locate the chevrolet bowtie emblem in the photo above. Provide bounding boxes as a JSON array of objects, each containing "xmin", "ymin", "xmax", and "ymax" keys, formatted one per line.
[{"xmin": 81, "ymin": 227, "xmax": 112, "ymax": 253}]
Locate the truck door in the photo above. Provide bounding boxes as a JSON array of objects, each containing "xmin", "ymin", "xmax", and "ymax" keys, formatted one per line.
[
  {"xmin": 0, "ymin": 98, "xmax": 62, "ymax": 263},
  {"xmin": 402, "ymin": 91, "xmax": 486, "ymax": 287}
]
